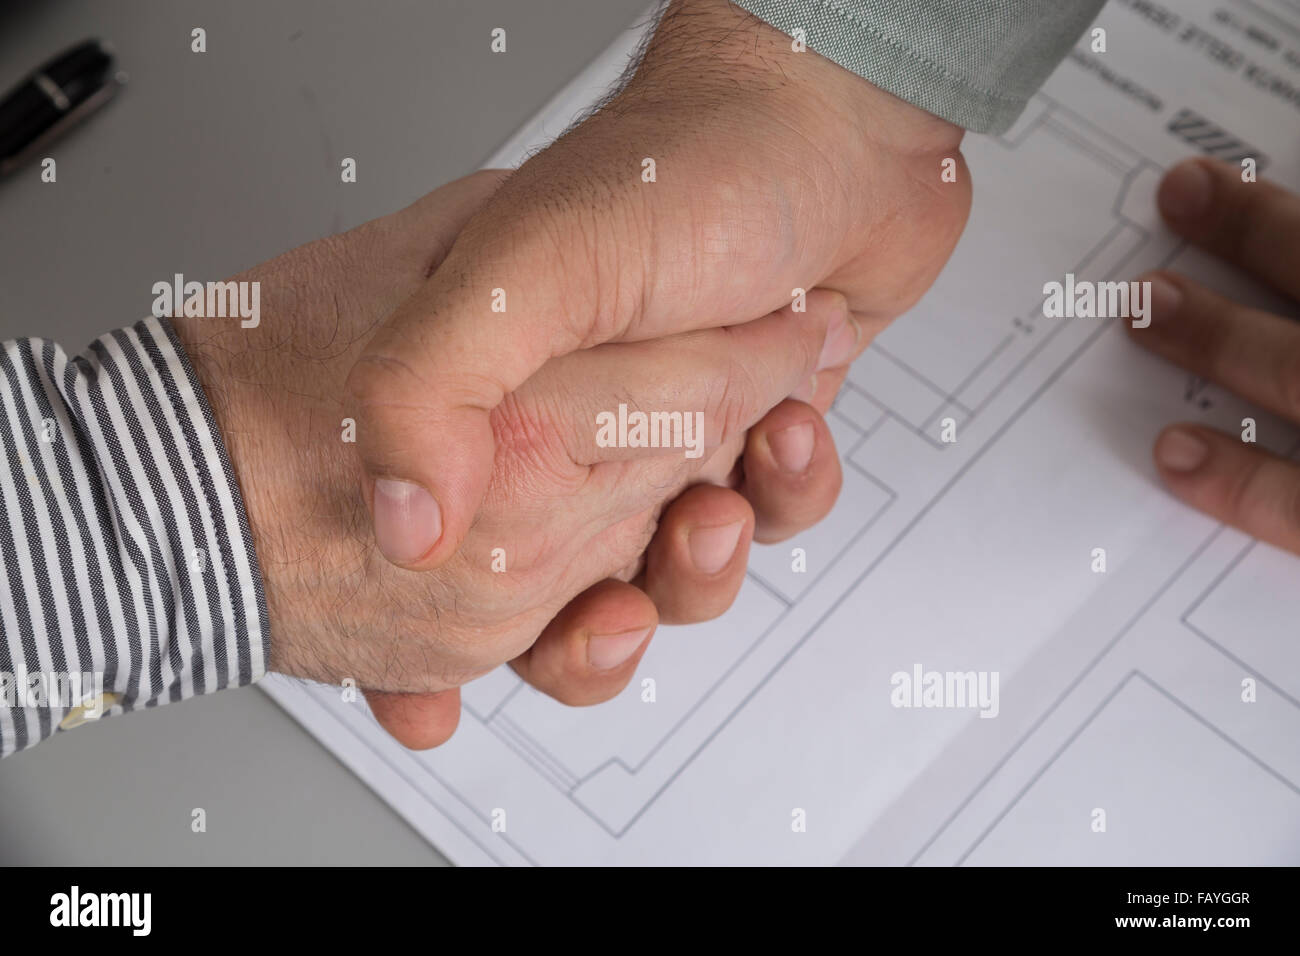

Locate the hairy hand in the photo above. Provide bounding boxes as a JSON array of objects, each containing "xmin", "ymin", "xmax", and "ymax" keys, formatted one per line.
[
  {"xmin": 346, "ymin": 0, "xmax": 972, "ymax": 571},
  {"xmin": 173, "ymin": 170, "xmax": 849, "ymax": 746}
]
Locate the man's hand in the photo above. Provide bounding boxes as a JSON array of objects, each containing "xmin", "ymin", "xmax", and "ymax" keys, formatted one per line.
[
  {"xmin": 173, "ymin": 170, "xmax": 849, "ymax": 747},
  {"xmin": 1128, "ymin": 158, "xmax": 1300, "ymax": 553},
  {"xmin": 346, "ymin": 0, "xmax": 972, "ymax": 570}
]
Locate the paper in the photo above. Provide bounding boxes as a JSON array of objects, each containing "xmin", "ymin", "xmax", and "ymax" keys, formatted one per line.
[{"xmin": 263, "ymin": 0, "xmax": 1300, "ymax": 865}]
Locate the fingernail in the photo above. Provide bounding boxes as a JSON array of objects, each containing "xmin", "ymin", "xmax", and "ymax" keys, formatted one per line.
[
  {"xmin": 688, "ymin": 519, "xmax": 745, "ymax": 574},
  {"xmin": 818, "ymin": 309, "xmax": 860, "ymax": 371},
  {"xmin": 372, "ymin": 478, "xmax": 441, "ymax": 565},
  {"xmin": 587, "ymin": 627, "xmax": 652, "ymax": 671},
  {"xmin": 768, "ymin": 422, "xmax": 815, "ymax": 473},
  {"xmin": 1156, "ymin": 428, "xmax": 1208, "ymax": 472},
  {"xmin": 1159, "ymin": 161, "xmax": 1212, "ymax": 222},
  {"xmin": 791, "ymin": 374, "xmax": 818, "ymax": 402},
  {"xmin": 1145, "ymin": 274, "xmax": 1182, "ymax": 328}
]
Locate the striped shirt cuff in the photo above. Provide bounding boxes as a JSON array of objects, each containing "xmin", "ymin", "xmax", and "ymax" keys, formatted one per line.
[{"xmin": 0, "ymin": 316, "xmax": 269, "ymax": 757}]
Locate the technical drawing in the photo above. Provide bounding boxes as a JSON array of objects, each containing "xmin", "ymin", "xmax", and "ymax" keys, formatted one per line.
[
  {"xmin": 425, "ymin": 94, "xmax": 1189, "ymax": 837},
  {"xmin": 264, "ymin": 0, "xmax": 1300, "ymax": 866}
]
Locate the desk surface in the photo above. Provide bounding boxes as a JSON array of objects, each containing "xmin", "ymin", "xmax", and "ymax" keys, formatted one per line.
[{"xmin": 0, "ymin": 0, "xmax": 648, "ymax": 866}]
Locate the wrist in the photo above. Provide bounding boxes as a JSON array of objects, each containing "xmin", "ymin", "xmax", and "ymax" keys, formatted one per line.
[
  {"xmin": 637, "ymin": 0, "xmax": 963, "ymax": 158},
  {"xmin": 169, "ymin": 278, "xmax": 368, "ymax": 682}
]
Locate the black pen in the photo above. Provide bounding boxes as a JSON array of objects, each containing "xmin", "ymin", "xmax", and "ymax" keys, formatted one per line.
[{"xmin": 0, "ymin": 38, "xmax": 126, "ymax": 176}]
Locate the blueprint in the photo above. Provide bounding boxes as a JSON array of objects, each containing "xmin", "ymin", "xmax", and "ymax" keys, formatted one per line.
[{"xmin": 263, "ymin": 0, "xmax": 1300, "ymax": 865}]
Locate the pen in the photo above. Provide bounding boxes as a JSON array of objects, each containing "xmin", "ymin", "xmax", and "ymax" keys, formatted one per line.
[{"xmin": 0, "ymin": 38, "xmax": 126, "ymax": 176}]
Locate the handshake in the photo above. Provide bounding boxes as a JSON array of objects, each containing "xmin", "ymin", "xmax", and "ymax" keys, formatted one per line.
[
  {"xmin": 11, "ymin": 0, "xmax": 1292, "ymax": 764},
  {"xmin": 165, "ymin": 0, "xmax": 1300, "ymax": 754},
  {"xmin": 171, "ymin": 0, "xmax": 971, "ymax": 748},
  {"xmin": 5, "ymin": 0, "xmax": 1296, "ymax": 781}
]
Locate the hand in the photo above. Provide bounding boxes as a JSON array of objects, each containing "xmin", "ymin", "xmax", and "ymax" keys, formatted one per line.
[
  {"xmin": 346, "ymin": 0, "xmax": 972, "ymax": 571},
  {"xmin": 173, "ymin": 170, "xmax": 848, "ymax": 746},
  {"xmin": 1128, "ymin": 158, "xmax": 1300, "ymax": 553}
]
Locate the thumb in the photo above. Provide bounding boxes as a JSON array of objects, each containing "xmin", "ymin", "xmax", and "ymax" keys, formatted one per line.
[{"xmin": 345, "ymin": 209, "xmax": 583, "ymax": 569}]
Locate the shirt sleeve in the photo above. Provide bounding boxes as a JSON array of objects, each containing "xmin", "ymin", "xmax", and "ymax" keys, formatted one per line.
[
  {"xmin": 732, "ymin": 0, "xmax": 1106, "ymax": 134},
  {"xmin": 0, "ymin": 316, "xmax": 269, "ymax": 757}
]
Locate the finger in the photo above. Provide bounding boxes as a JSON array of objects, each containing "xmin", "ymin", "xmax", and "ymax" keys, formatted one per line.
[
  {"xmin": 739, "ymin": 400, "xmax": 842, "ymax": 543},
  {"xmin": 522, "ymin": 290, "xmax": 851, "ymax": 466},
  {"xmin": 363, "ymin": 687, "xmax": 461, "ymax": 750},
  {"xmin": 786, "ymin": 308, "xmax": 887, "ymax": 413},
  {"xmin": 339, "ymin": 170, "xmax": 526, "ymax": 571},
  {"xmin": 466, "ymin": 292, "xmax": 845, "ymax": 580},
  {"xmin": 509, "ymin": 579, "xmax": 657, "ymax": 706},
  {"xmin": 641, "ymin": 484, "xmax": 754, "ymax": 625},
  {"xmin": 1129, "ymin": 271, "xmax": 1300, "ymax": 421},
  {"xmin": 1153, "ymin": 425, "xmax": 1300, "ymax": 555},
  {"xmin": 807, "ymin": 364, "xmax": 850, "ymax": 414},
  {"xmin": 1157, "ymin": 157, "xmax": 1300, "ymax": 300}
]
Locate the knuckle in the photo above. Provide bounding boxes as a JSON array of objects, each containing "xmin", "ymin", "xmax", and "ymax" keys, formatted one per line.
[
  {"xmin": 627, "ymin": 453, "xmax": 688, "ymax": 500},
  {"xmin": 345, "ymin": 351, "xmax": 414, "ymax": 406},
  {"xmin": 613, "ymin": 553, "xmax": 647, "ymax": 582},
  {"xmin": 516, "ymin": 206, "xmax": 597, "ymax": 307},
  {"xmin": 1232, "ymin": 456, "xmax": 1300, "ymax": 539},
  {"xmin": 595, "ymin": 508, "xmax": 660, "ymax": 573},
  {"xmin": 489, "ymin": 392, "xmax": 585, "ymax": 489},
  {"xmin": 708, "ymin": 358, "xmax": 763, "ymax": 444},
  {"xmin": 1227, "ymin": 178, "xmax": 1267, "ymax": 252},
  {"xmin": 622, "ymin": 507, "xmax": 661, "ymax": 559},
  {"xmin": 498, "ymin": 162, "xmax": 641, "ymax": 347},
  {"xmin": 490, "ymin": 391, "xmax": 552, "ymax": 457},
  {"xmin": 689, "ymin": 432, "xmax": 745, "ymax": 486},
  {"xmin": 1211, "ymin": 171, "xmax": 1266, "ymax": 259},
  {"xmin": 1186, "ymin": 312, "xmax": 1233, "ymax": 379},
  {"xmin": 1225, "ymin": 455, "xmax": 1266, "ymax": 525},
  {"xmin": 799, "ymin": 316, "xmax": 826, "ymax": 372},
  {"xmin": 431, "ymin": 615, "xmax": 523, "ymax": 677}
]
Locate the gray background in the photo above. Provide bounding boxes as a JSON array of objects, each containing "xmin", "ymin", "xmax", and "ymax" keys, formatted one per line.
[{"xmin": 0, "ymin": 0, "xmax": 647, "ymax": 865}]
